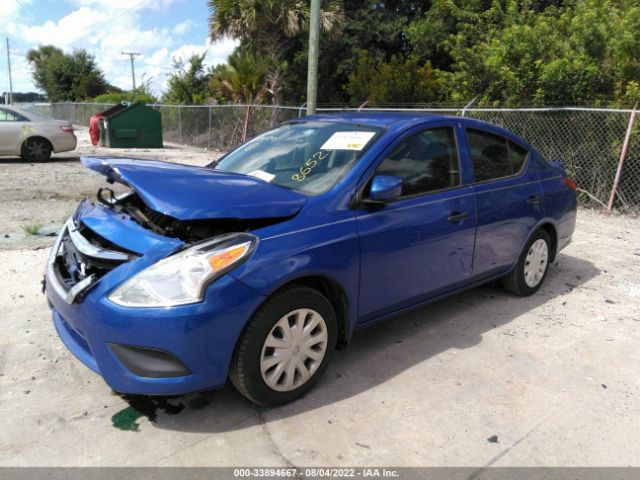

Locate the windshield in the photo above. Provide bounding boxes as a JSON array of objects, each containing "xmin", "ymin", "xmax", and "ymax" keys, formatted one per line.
[{"xmin": 212, "ymin": 121, "xmax": 384, "ymax": 194}]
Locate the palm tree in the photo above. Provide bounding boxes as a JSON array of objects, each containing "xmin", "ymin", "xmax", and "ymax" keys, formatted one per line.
[
  {"xmin": 26, "ymin": 45, "xmax": 64, "ymax": 68},
  {"xmin": 208, "ymin": 0, "xmax": 344, "ymax": 106},
  {"xmin": 210, "ymin": 51, "xmax": 269, "ymax": 141},
  {"xmin": 26, "ymin": 46, "xmax": 65, "ymax": 94}
]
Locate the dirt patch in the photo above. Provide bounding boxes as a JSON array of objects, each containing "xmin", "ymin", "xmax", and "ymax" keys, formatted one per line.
[{"xmin": 0, "ymin": 126, "xmax": 222, "ymax": 250}]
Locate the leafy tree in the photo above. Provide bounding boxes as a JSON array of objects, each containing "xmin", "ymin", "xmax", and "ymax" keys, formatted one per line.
[
  {"xmin": 161, "ymin": 54, "xmax": 211, "ymax": 104},
  {"xmin": 26, "ymin": 46, "xmax": 112, "ymax": 101},
  {"xmin": 345, "ymin": 50, "xmax": 443, "ymax": 105},
  {"xmin": 209, "ymin": 51, "xmax": 269, "ymax": 141},
  {"xmin": 91, "ymin": 76, "xmax": 157, "ymax": 104},
  {"xmin": 209, "ymin": 51, "xmax": 268, "ymax": 104},
  {"xmin": 208, "ymin": 0, "xmax": 345, "ymax": 105},
  {"xmin": 1, "ymin": 92, "xmax": 46, "ymax": 103},
  {"xmin": 30, "ymin": 0, "xmax": 640, "ymax": 107},
  {"xmin": 26, "ymin": 45, "xmax": 64, "ymax": 95},
  {"xmin": 283, "ymin": 1, "xmax": 426, "ymax": 104},
  {"xmin": 383, "ymin": 0, "xmax": 637, "ymax": 106}
]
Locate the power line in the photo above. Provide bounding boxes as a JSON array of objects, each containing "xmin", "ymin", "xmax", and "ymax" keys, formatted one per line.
[{"xmin": 78, "ymin": 0, "xmax": 151, "ymax": 42}]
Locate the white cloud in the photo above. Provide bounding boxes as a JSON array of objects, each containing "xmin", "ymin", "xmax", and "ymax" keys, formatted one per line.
[
  {"xmin": 1, "ymin": 1, "xmax": 33, "ymax": 94},
  {"xmin": 0, "ymin": 0, "xmax": 25, "ymax": 19},
  {"xmin": 68, "ymin": 0, "xmax": 182, "ymax": 10},
  {"xmin": 145, "ymin": 0, "xmax": 183, "ymax": 10},
  {"xmin": 145, "ymin": 47, "xmax": 169, "ymax": 66},
  {"xmin": 20, "ymin": 7, "xmax": 106, "ymax": 48},
  {"xmin": 5, "ymin": 55, "xmax": 34, "ymax": 94},
  {"xmin": 169, "ymin": 37, "xmax": 238, "ymax": 67},
  {"xmin": 0, "ymin": 0, "xmax": 31, "ymax": 33},
  {"xmin": 205, "ymin": 37, "xmax": 238, "ymax": 66},
  {"xmin": 140, "ymin": 37, "xmax": 238, "ymax": 94},
  {"xmin": 173, "ymin": 19, "xmax": 195, "ymax": 36},
  {"xmin": 5, "ymin": 22, "xmax": 18, "ymax": 35},
  {"xmin": 1, "ymin": 1, "xmax": 236, "ymax": 96}
]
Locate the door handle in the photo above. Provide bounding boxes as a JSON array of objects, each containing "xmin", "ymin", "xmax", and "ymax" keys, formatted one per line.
[
  {"xmin": 527, "ymin": 195, "xmax": 541, "ymax": 205},
  {"xmin": 448, "ymin": 212, "xmax": 469, "ymax": 223}
]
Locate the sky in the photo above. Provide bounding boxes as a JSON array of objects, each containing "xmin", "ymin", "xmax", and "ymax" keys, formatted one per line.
[{"xmin": 0, "ymin": 0, "xmax": 238, "ymax": 96}]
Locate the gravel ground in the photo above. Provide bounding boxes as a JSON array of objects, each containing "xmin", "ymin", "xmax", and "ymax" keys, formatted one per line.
[
  {"xmin": 1, "ymin": 131, "xmax": 639, "ymax": 467},
  {"xmin": 0, "ymin": 126, "xmax": 221, "ymax": 250}
]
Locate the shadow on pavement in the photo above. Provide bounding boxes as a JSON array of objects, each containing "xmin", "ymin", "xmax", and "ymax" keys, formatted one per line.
[{"xmin": 115, "ymin": 253, "xmax": 599, "ymax": 433}]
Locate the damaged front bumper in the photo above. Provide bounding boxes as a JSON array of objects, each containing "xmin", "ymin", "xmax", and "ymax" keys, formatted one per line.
[
  {"xmin": 44, "ymin": 217, "xmax": 129, "ymax": 304},
  {"xmin": 44, "ymin": 207, "xmax": 266, "ymax": 395}
]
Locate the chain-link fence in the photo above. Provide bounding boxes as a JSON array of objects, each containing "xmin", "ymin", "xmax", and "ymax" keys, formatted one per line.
[
  {"xmin": 464, "ymin": 108, "xmax": 640, "ymax": 213},
  {"xmin": 23, "ymin": 102, "xmax": 303, "ymax": 150},
  {"xmin": 20, "ymin": 102, "xmax": 640, "ymax": 212}
]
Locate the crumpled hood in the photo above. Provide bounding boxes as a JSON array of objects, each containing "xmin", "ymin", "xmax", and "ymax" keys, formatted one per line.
[{"xmin": 81, "ymin": 157, "xmax": 307, "ymax": 221}]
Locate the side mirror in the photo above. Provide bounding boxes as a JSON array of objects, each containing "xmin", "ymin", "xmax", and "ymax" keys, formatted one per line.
[{"xmin": 369, "ymin": 175, "xmax": 403, "ymax": 202}]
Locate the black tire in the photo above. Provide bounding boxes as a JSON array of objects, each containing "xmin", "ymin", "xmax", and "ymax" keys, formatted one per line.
[
  {"xmin": 230, "ymin": 285, "xmax": 337, "ymax": 407},
  {"xmin": 21, "ymin": 137, "xmax": 52, "ymax": 162},
  {"xmin": 501, "ymin": 229, "xmax": 552, "ymax": 296}
]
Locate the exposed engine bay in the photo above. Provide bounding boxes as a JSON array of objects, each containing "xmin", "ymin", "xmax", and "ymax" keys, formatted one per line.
[{"xmin": 94, "ymin": 186, "xmax": 291, "ymax": 243}]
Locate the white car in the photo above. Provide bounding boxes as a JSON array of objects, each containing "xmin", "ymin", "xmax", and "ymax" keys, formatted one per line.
[{"xmin": 0, "ymin": 105, "xmax": 77, "ymax": 162}]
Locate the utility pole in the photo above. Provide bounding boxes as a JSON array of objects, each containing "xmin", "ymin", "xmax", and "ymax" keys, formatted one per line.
[
  {"xmin": 306, "ymin": 0, "xmax": 321, "ymax": 115},
  {"xmin": 121, "ymin": 51, "xmax": 140, "ymax": 90},
  {"xmin": 6, "ymin": 38, "xmax": 13, "ymax": 105}
]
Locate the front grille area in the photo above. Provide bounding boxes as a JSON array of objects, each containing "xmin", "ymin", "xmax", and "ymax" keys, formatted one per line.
[{"xmin": 49, "ymin": 219, "xmax": 136, "ymax": 301}]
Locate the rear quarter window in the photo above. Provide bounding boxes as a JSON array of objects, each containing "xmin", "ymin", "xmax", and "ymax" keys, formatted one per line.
[
  {"xmin": 466, "ymin": 128, "xmax": 529, "ymax": 182},
  {"xmin": 0, "ymin": 109, "xmax": 25, "ymax": 122}
]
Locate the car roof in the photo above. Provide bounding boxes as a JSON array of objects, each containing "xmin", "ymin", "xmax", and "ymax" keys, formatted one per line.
[
  {"xmin": 295, "ymin": 111, "xmax": 534, "ymax": 150},
  {"xmin": 298, "ymin": 111, "xmax": 455, "ymax": 128}
]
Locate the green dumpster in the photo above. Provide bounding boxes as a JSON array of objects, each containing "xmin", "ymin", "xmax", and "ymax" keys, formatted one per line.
[{"xmin": 98, "ymin": 102, "xmax": 163, "ymax": 148}]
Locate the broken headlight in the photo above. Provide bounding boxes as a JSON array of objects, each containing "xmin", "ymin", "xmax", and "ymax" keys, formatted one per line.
[{"xmin": 108, "ymin": 233, "xmax": 257, "ymax": 307}]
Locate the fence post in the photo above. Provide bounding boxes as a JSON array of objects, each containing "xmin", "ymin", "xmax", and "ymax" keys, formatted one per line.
[
  {"xmin": 460, "ymin": 97, "xmax": 477, "ymax": 117},
  {"xmin": 178, "ymin": 106, "xmax": 183, "ymax": 145},
  {"xmin": 208, "ymin": 105, "xmax": 212, "ymax": 150},
  {"xmin": 607, "ymin": 103, "xmax": 638, "ymax": 212}
]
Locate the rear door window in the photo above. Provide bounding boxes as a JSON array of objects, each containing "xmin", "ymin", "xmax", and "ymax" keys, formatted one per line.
[
  {"xmin": 466, "ymin": 128, "xmax": 528, "ymax": 182},
  {"xmin": 0, "ymin": 109, "xmax": 23, "ymax": 122}
]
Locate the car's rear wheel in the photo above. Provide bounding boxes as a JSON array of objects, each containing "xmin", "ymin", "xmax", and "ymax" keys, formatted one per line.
[
  {"xmin": 21, "ymin": 137, "xmax": 52, "ymax": 162},
  {"xmin": 501, "ymin": 229, "xmax": 551, "ymax": 296},
  {"xmin": 230, "ymin": 285, "xmax": 337, "ymax": 406}
]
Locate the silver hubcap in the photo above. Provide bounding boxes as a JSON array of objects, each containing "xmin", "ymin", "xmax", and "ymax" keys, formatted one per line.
[
  {"xmin": 524, "ymin": 238, "xmax": 548, "ymax": 287},
  {"xmin": 260, "ymin": 308, "xmax": 328, "ymax": 392},
  {"xmin": 28, "ymin": 141, "xmax": 46, "ymax": 157}
]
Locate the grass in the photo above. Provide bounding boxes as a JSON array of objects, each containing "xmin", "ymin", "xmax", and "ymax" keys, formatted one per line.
[{"xmin": 21, "ymin": 221, "xmax": 43, "ymax": 236}]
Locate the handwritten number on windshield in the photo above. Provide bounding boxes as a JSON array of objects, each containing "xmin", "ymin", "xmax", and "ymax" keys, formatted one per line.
[{"xmin": 292, "ymin": 151, "xmax": 330, "ymax": 182}]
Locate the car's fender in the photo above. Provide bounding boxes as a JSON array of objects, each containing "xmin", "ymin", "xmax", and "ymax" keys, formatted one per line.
[
  {"xmin": 504, "ymin": 216, "xmax": 561, "ymax": 276},
  {"xmin": 228, "ymin": 213, "xmax": 361, "ymax": 338}
]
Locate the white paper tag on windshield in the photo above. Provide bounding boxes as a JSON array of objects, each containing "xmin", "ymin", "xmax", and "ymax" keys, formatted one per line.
[
  {"xmin": 320, "ymin": 131, "xmax": 376, "ymax": 151},
  {"xmin": 248, "ymin": 170, "xmax": 275, "ymax": 182}
]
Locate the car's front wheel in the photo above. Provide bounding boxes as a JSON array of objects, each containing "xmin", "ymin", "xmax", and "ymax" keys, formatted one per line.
[
  {"xmin": 21, "ymin": 137, "xmax": 52, "ymax": 162},
  {"xmin": 501, "ymin": 229, "xmax": 552, "ymax": 296},
  {"xmin": 230, "ymin": 285, "xmax": 337, "ymax": 406}
]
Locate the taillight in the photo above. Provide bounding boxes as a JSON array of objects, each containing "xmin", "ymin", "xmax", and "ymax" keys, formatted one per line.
[
  {"xmin": 562, "ymin": 177, "xmax": 577, "ymax": 191},
  {"xmin": 59, "ymin": 125, "xmax": 74, "ymax": 134}
]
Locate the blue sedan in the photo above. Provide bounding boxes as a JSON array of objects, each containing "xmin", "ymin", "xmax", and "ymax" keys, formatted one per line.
[{"xmin": 44, "ymin": 113, "xmax": 577, "ymax": 406}]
